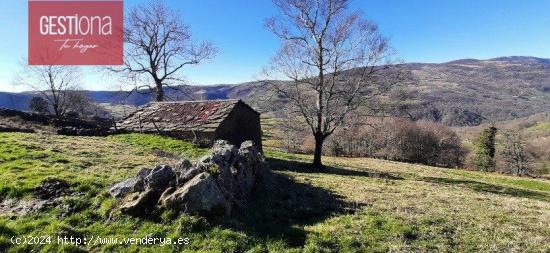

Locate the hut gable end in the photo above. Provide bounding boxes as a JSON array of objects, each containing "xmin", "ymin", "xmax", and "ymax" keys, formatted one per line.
[{"xmin": 215, "ymin": 101, "xmax": 263, "ymax": 152}]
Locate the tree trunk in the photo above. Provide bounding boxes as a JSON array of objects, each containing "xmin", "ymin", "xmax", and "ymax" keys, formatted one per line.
[
  {"xmin": 155, "ymin": 82, "xmax": 164, "ymax": 101},
  {"xmin": 312, "ymin": 134, "xmax": 325, "ymax": 168},
  {"xmin": 52, "ymin": 102, "xmax": 61, "ymax": 118}
]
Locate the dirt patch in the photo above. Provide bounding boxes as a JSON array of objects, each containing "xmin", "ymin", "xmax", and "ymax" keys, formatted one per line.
[
  {"xmin": 0, "ymin": 179, "xmax": 75, "ymax": 217},
  {"xmin": 33, "ymin": 178, "xmax": 73, "ymax": 200},
  {"xmin": 0, "ymin": 198, "xmax": 53, "ymax": 216}
]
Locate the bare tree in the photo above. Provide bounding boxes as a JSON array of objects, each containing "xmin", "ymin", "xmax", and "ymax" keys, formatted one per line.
[
  {"xmin": 110, "ymin": 0, "xmax": 217, "ymax": 101},
  {"xmin": 501, "ymin": 130, "xmax": 533, "ymax": 176},
  {"xmin": 264, "ymin": 0, "xmax": 396, "ymax": 167},
  {"xmin": 276, "ymin": 113, "xmax": 308, "ymax": 153},
  {"xmin": 65, "ymin": 90, "xmax": 93, "ymax": 118},
  {"xmin": 14, "ymin": 65, "xmax": 81, "ymax": 118}
]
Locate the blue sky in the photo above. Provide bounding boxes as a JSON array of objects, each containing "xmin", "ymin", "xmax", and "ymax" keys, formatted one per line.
[{"xmin": 1, "ymin": 0, "xmax": 550, "ymax": 92}]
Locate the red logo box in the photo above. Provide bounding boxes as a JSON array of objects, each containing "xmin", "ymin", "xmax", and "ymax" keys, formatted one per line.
[{"xmin": 28, "ymin": 0, "xmax": 123, "ymax": 65}]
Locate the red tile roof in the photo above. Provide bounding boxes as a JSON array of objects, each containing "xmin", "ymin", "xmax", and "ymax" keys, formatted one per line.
[{"xmin": 117, "ymin": 99, "xmax": 248, "ymax": 132}]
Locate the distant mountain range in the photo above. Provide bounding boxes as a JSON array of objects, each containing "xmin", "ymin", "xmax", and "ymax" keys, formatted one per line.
[
  {"xmin": 2, "ymin": 56, "xmax": 550, "ymax": 126},
  {"xmin": 398, "ymin": 56, "xmax": 550, "ymax": 125}
]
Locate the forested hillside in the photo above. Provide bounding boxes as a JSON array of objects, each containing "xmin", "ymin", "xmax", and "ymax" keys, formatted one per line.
[{"xmin": 3, "ymin": 56, "xmax": 550, "ymax": 126}]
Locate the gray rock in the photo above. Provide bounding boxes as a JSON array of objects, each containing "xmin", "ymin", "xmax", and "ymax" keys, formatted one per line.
[
  {"xmin": 238, "ymin": 141, "xmax": 266, "ymax": 180},
  {"xmin": 196, "ymin": 140, "xmax": 237, "ymax": 172},
  {"xmin": 195, "ymin": 141, "xmax": 237, "ymax": 203},
  {"xmin": 174, "ymin": 158, "xmax": 199, "ymax": 185},
  {"xmin": 210, "ymin": 140, "xmax": 238, "ymax": 167},
  {"xmin": 194, "ymin": 140, "xmax": 267, "ymax": 208},
  {"xmin": 144, "ymin": 165, "xmax": 176, "ymax": 192},
  {"xmin": 234, "ymin": 141, "xmax": 266, "ymax": 205},
  {"xmin": 195, "ymin": 155, "xmax": 211, "ymax": 171},
  {"xmin": 109, "ymin": 177, "xmax": 144, "ymax": 198},
  {"xmin": 161, "ymin": 172, "xmax": 229, "ymax": 216},
  {"xmin": 175, "ymin": 159, "xmax": 193, "ymax": 173},
  {"xmin": 137, "ymin": 168, "xmax": 153, "ymax": 179},
  {"xmin": 178, "ymin": 167, "xmax": 202, "ymax": 185},
  {"xmin": 120, "ymin": 190, "xmax": 159, "ymax": 216},
  {"xmin": 158, "ymin": 187, "xmax": 176, "ymax": 205},
  {"xmin": 238, "ymin": 141, "xmax": 264, "ymax": 166}
]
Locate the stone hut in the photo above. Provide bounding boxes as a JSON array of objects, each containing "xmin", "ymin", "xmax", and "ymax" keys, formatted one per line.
[{"xmin": 116, "ymin": 99, "xmax": 262, "ymax": 152}]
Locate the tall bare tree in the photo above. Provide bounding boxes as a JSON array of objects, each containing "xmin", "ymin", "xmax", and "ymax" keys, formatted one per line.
[
  {"xmin": 110, "ymin": 0, "xmax": 216, "ymax": 101},
  {"xmin": 264, "ymin": 0, "xmax": 396, "ymax": 167},
  {"xmin": 501, "ymin": 130, "xmax": 533, "ymax": 176},
  {"xmin": 14, "ymin": 65, "xmax": 81, "ymax": 118}
]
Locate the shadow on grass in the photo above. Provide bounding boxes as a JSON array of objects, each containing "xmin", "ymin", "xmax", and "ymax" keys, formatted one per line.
[
  {"xmin": 225, "ymin": 170, "xmax": 360, "ymax": 247},
  {"xmin": 267, "ymin": 157, "xmax": 403, "ymax": 180},
  {"xmin": 223, "ymin": 158, "xmax": 403, "ymax": 247},
  {"xmin": 421, "ymin": 177, "xmax": 550, "ymax": 202}
]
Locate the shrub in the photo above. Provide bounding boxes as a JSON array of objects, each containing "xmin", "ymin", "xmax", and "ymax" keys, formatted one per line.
[
  {"xmin": 325, "ymin": 118, "xmax": 466, "ymax": 168},
  {"xmin": 28, "ymin": 96, "xmax": 49, "ymax": 114}
]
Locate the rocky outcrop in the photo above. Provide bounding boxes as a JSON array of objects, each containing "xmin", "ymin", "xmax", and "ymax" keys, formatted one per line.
[
  {"xmin": 197, "ymin": 140, "xmax": 264, "ymax": 207},
  {"xmin": 111, "ymin": 140, "xmax": 266, "ymax": 218}
]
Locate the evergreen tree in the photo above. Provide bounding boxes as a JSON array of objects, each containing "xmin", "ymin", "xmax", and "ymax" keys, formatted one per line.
[{"xmin": 473, "ymin": 126, "xmax": 497, "ymax": 171}]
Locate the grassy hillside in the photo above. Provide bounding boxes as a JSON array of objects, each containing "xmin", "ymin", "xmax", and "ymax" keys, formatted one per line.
[{"xmin": 0, "ymin": 133, "xmax": 549, "ymax": 252}]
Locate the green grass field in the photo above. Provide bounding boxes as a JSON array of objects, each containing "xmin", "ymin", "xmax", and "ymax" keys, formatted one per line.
[{"xmin": 0, "ymin": 132, "xmax": 549, "ymax": 252}]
